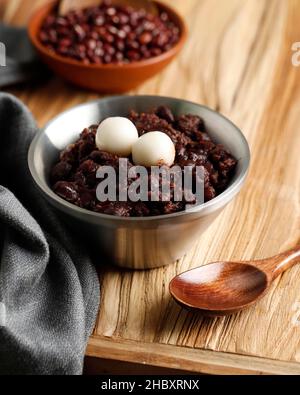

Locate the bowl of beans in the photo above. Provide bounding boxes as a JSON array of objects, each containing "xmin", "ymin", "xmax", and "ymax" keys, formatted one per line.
[
  {"xmin": 28, "ymin": 96, "xmax": 250, "ymax": 269},
  {"xmin": 28, "ymin": 0, "xmax": 187, "ymax": 92}
]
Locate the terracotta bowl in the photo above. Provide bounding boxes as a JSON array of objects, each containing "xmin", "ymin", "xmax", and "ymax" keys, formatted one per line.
[{"xmin": 28, "ymin": 0, "xmax": 187, "ymax": 93}]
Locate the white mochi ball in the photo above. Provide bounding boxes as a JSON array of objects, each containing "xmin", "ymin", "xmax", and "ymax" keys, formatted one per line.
[
  {"xmin": 96, "ymin": 117, "xmax": 139, "ymax": 157},
  {"xmin": 132, "ymin": 131, "xmax": 175, "ymax": 167}
]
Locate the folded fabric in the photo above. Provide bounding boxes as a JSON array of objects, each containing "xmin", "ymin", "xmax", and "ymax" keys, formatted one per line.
[
  {"xmin": 0, "ymin": 23, "xmax": 49, "ymax": 87},
  {"xmin": 0, "ymin": 93, "xmax": 100, "ymax": 375}
]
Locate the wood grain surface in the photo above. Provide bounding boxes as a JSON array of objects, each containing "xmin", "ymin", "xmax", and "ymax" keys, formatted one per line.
[{"xmin": 1, "ymin": 0, "xmax": 300, "ymax": 375}]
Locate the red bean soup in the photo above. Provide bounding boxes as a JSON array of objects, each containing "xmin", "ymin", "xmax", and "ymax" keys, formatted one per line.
[{"xmin": 50, "ymin": 106, "xmax": 238, "ymax": 217}]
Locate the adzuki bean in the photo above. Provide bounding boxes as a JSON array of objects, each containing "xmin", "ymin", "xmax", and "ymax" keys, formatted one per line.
[{"xmin": 39, "ymin": 0, "xmax": 180, "ymax": 64}]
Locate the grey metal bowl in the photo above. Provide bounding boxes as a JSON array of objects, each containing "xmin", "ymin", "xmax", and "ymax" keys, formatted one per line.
[{"xmin": 28, "ymin": 96, "xmax": 250, "ymax": 270}]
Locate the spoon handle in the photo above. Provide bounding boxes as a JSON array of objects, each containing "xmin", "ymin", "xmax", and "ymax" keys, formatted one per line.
[
  {"xmin": 59, "ymin": 0, "xmax": 158, "ymax": 16},
  {"xmin": 258, "ymin": 246, "xmax": 300, "ymax": 279}
]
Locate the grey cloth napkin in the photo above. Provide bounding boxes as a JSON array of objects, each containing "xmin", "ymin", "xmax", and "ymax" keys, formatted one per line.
[
  {"xmin": 0, "ymin": 24, "xmax": 49, "ymax": 87},
  {"xmin": 0, "ymin": 93, "xmax": 100, "ymax": 375}
]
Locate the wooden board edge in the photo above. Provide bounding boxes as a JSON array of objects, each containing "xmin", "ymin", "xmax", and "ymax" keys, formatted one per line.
[{"xmin": 86, "ymin": 336, "xmax": 300, "ymax": 375}]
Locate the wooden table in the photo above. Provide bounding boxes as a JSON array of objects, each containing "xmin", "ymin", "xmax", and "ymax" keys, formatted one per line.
[{"xmin": 2, "ymin": 0, "xmax": 300, "ymax": 375}]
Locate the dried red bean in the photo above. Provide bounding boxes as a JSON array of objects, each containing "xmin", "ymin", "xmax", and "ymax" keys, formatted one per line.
[
  {"xmin": 117, "ymin": 30, "xmax": 126, "ymax": 39},
  {"xmin": 115, "ymin": 51, "xmax": 124, "ymax": 62},
  {"xmin": 126, "ymin": 50, "xmax": 140, "ymax": 61},
  {"xmin": 39, "ymin": 31, "xmax": 48, "ymax": 43},
  {"xmin": 119, "ymin": 13, "xmax": 129, "ymax": 25},
  {"xmin": 107, "ymin": 25, "xmax": 118, "ymax": 35},
  {"xmin": 103, "ymin": 54, "xmax": 112, "ymax": 63},
  {"xmin": 39, "ymin": 1, "xmax": 181, "ymax": 64},
  {"xmin": 126, "ymin": 40, "xmax": 139, "ymax": 50},
  {"xmin": 106, "ymin": 7, "xmax": 117, "ymax": 17},
  {"xmin": 101, "ymin": 32, "xmax": 114, "ymax": 44},
  {"xmin": 95, "ymin": 47, "xmax": 104, "ymax": 57},
  {"xmin": 153, "ymin": 33, "xmax": 169, "ymax": 47},
  {"xmin": 160, "ymin": 12, "xmax": 169, "ymax": 22},
  {"xmin": 115, "ymin": 39, "xmax": 125, "ymax": 51},
  {"xmin": 87, "ymin": 39, "xmax": 97, "ymax": 50},
  {"xmin": 150, "ymin": 48, "xmax": 162, "ymax": 57},
  {"xmin": 74, "ymin": 25, "xmax": 86, "ymax": 40},
  {"xmin": 122, "ymin": 25, "xmax": 131, "ymax": 34},
  {"xmin": 103, "ymin": 44, "xmax": 115, "ymax": 56},
  {"xmin": 95, "ymin": 15, "xmax": 105, "ymax": 26},
  {"xmin": 138, "ymin": 32, "xmax": 152, "ymax": 45},
  {"xmin": 89, "ymin": 31, "xmax": 100, "ymax": 40}
]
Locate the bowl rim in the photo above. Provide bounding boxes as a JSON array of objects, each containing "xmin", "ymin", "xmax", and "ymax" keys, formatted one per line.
[
  {"xmin": 28, "ymin": 95, "xmax": 251, "ymax": 222},
  {"xmin": 28, "ymin": 0, "xmax": 188, "ymax": 70}
]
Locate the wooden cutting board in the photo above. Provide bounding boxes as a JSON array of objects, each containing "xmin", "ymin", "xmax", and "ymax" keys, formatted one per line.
[{"xmin": 2, "ymin": 0, "xmax": 300, "ymax": 375}]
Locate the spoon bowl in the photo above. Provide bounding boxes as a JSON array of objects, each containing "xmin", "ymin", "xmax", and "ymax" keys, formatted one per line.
[
  {"xmin": 170, "ymin": 262, "xmax": 268, "ymax": 315},
  {"xmin": 170, "ymin": 247, "xmax": 300, "ymax": 316}
]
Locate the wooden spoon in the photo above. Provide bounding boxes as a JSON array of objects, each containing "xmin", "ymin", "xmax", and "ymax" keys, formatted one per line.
[
  {"xmin": 170, "ymin": 246, "xmax": 300, "ymax": 316},
  {"xmin": 59, "ymin": 0, "xmax": 158, "ymax": 16}
]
